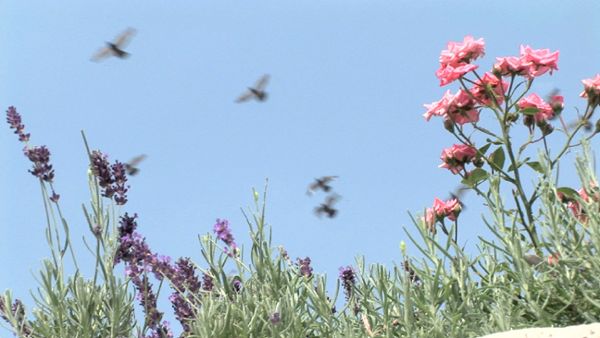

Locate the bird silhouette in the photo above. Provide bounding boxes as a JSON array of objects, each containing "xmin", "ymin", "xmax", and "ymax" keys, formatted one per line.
[
  {"xmin": 235, "ymin": 74, "xmax": 270, "ymax": 103},
  {"xmin": 124, "ymin": 154, "xmax": 147, "ymax": 176},
  {"xmin": 314, "ymin": 194, "xmax": 340, "ymax": 218},
  {"xmin": 307, "ymin": 176, "xmax": 338, "ymax": 195},
  {"xmin": 91, "ymin": 28, "xmax": 136, "ymax": 62}
]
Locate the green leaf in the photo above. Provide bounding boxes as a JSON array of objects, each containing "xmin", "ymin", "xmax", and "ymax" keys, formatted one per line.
[
  {"xmin": 521, "ymin": 107, "xmax": 539, "ymax": 115},
  {"xmin": 489, "ymin": 147, "xmax": 505, "ymax": 170},
  {"xmin": 557, "ymin": 187, "xmax": 578, "ymax": 200},
  {"xmin": 461, "ymin": 168, "xmax": 489, "ymax": 187},
  {"xmin": 526, "ymin": 161, "xmax": 544, "ymax": 174},
  {"xmin": 478, "ymin": 143, "xmax": 492, "ymax": 156}
]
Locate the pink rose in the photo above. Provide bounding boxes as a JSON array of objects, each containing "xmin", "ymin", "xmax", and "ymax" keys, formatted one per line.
[
  {"xmin": 518, "ymin": 93, "xmax": 554, "ymax": 122},
  {"xmin": 446, "ymin": 90, "xmax": 479, "ymax": 125},
  {"xmin": 424, "ymin": 90, "xmax": 480, "ymax": 125},
  {"xmin": 580, "ymin": 74, "xmax": 600, "ymax": 106},
  {"xmin": 439, "ymin": 36, "xmax": 485, "ymax": 67},
  {"xmin": 436, "ymin": 63, "xmax": 478, "ymax": 86},
  {"xmin": 439, "ymin": 144, "xmax": 477, "ymax": 174},
  {"xmin": 493, "ymin": 56, "xmax": 529, "ymax": 76},
  {"xmin": 423, "ymin": 198, "xmax": 463, "ymax": 231},
  {"xmin": 423, "ymin": 91, "xmax": 453, "ymax": 121},
  {"xmin": 470, "ymin": 72, "xmax": 508, "ymax": 106},
  {"xmin": 519, "ymin": 45, "xmax": 559, "ymax": 77},
  {"xmin": 432, "ymin": 197, "xmax": 447, "ymax": 216},
  {"xmin": 443, "ymin": 198, "xmax": 462, "ymax": 221}
]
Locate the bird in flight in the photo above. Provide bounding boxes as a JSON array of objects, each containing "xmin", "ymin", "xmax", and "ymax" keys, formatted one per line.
[
  {"xmin": 235, "ymin": 74, "xmax": 270, "ymax": 103},
  {"xmin": 307, "ymin": 176, "xmax": 338, "ymax": 195},
  {"xmin": 314, "ymin": 194, "xmax": 340, "ymax": 218},
  {"xmin": 91, "ymin": 28, "xmax": 136, "ymax": 62},
  {"xmin": 447, "ymin": 184, "xmax": 469, "ymax": 210},
  {"xmin": 124, "ymin": 154, "xmax": 147, "ymax": 176}
]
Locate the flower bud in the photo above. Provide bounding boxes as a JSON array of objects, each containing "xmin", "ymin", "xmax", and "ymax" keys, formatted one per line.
[
  {"xmin": 537, "ymin": 121, "xmax": 554, "ymax": 136},
  {"xmin": 473, "ymin": 157, "xmax": 484, "ymax": 168},
  {"xmin": 507, "ymin": 113, "xmax": 519, "ymax": 123},
  {"xmin": 400, "ymin": 241, "xmax": 406, "ymax": 256},
  {"xmin": 443, "ymin": 119, "xmax": 455, "ymax": 133}
]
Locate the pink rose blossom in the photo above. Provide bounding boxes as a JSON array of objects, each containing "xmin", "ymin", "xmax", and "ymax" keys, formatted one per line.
[
  {"xmin": 443, "ymin": 198, "xmax": 462, "ymax": 221},
  {"xmin": 493, "ymin": 56, "xmax": 529, "ymax": 76},
  {"xmin": 446, "ymin": 90, "xmax": 479, "ymax": 125},
  {"xmin": 423, "ymin": 90, "xmax": 453, "ymax": 121},
  {"xmin": 439, "ymin": 144, "xmax": 477, "ymax": 174},
  {"xmin": 432, "ymin": 198, "xmax": 447, "ymax": 216},
  {"xmin": 519, "ymin": 45, "xmax": 559, "ymax": 77},
  {"xmin": 518, "ymin": 93, "xmax": 554, "ymax": 122},
  {"xmin": 493, "ymin": 46, "xmax": 559, "ymax": 78},
  {"xmin": 423, "ymin": 197, "xmax": 463, "ymax": 232},
  {"xmin": 439, "ymin": 36, "xmax": 486, "ymax": 67},
  {"xmin": 423, "ymin": 90, "xmax": 479, "ymax": 125},
  {"xmin": 580, "ymin": 74, "xmax": 600, "ymax": 106},
  {"xmin": 470, "ymin": 72, "xmax": 509, "ymax": 106},
  {"xmin": 436, "ymin": 63, "xmax": 478, "ymax": 86}
]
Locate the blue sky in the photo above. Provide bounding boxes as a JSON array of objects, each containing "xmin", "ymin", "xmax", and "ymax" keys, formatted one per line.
[{"xmin": 2, "ymin": 1, "xmax": 600, "ymax": 335}]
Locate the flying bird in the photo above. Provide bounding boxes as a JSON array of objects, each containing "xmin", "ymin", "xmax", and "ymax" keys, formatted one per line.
[
  {"xmin": 235, "ymin": 74, "xmax": 270, "ymax": 103},
  {"xmin": 314, "ymin": 194, "xmax": 340, "ymax": 218},
  {"xmin": 447, "ymin": 184, "xmax": 469, "ymax": 210},
  {"xmin": 91, "ymin": 28, "xmax": 136, "ymax": 62},
  {"xmin": 307, "ymin": 176, "xmax": 338, "ymax": 195},
  {"xmin": 124, "ymin": 154, "xmax": 147, "ymax": 176}
]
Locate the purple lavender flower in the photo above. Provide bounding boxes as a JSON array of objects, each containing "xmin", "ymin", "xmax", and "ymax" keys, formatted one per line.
[
  {"xmin": 213, "ymin": 219, "xmax": 238, "ymax": 257},
  {"xmin": 6, "ymin": 106, "xmax": 30, "ymax": 142},
  {"xmin": 172, "ymin": 258, "xmax": 201, "ymax": 293},
  {"xmin": 202, "ymin": 273, "xmax": 214, "ymax": 292},
  {"xmin": 111, "ymin": 161, "xmax": 129, "ymax": 205},
  {"xmin": 269, "ymin": 312, "xmax": 281, "ymax": 325},
  {"xmin": 296, "ymin": 257, "xmax": 313, "ymax": 278},
  {"xmin": 118, "ymin": 213, "xmax": 138, "ymax": 237},
  {"xmin": 146, "ymin": 254, "xmax": 174, "ymax": 281},
  {"xmin": 168, "ymin": 292, "xmax": 194, "ymax": 332},
  {"xmin": 134, "ymin": 276, "xmax": 163, "ymax": 329},
  {"xmin": 339, "ymin": 265, "xmax": 356, "ymax": 300},
  {"xmin": 24, "ymin": 146, "xmax": 55, "ymax": 182},
  {"xmin": 90, "ymin": 150, "xmax": 115, "ymax": 198}
]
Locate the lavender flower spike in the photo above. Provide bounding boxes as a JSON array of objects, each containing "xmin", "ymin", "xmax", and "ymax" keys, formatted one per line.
[
  {"xmin": 297, "ymin": 257, "xmax": 313, "ymax": 278},
  {"xmin": 24, "ymin": 146, "xmax": 55, "ymax": 182},
  {"xmin": 213, "ymin": 218, "xmax": 238, "ymax": 256},
  {"xmin": 6, "ymin": 106, "xmax": 30, "ymax": 142},
  {"xmin": 339, "ymin": 265, "xmax": 356, "ymax": 300}
]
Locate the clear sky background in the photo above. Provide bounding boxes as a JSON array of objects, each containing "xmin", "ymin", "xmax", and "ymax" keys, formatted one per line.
[{"xmin": 2, "ymin": 1, "xmax": 600, "ymax": 335}]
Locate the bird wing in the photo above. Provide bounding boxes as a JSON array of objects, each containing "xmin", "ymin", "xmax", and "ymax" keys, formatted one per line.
[
  {"xmin": 90, "ymin": 47, "xmax": 113, "ymax": 62},
  {"xmin": 127, "ymin": 154, "xmax": 147, "ymax": 167},
  {"xmin": 325, "ymin": 194, "xmax": 340, "ymax": 205},
  {"xmin": 544, "ymin": 88, "xmax": 560, "ymax": 102},
  {"xmin": 114, "ymin": 28, "xmax": 136, "ymax": 48},
  {"xmin": 254, "ymin": 74, "xmax": 270, "ymax": 91},
  {"xmin": 235, "ymin": 90, "xmax": 254, "ymax": 103},
  {"xmin": 321, "ymin": 175, "xmax": 338, "ymax": 183},
  {"xmin": 306, "ymin": 181, "xmax": 320, "ymax": 195}
]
